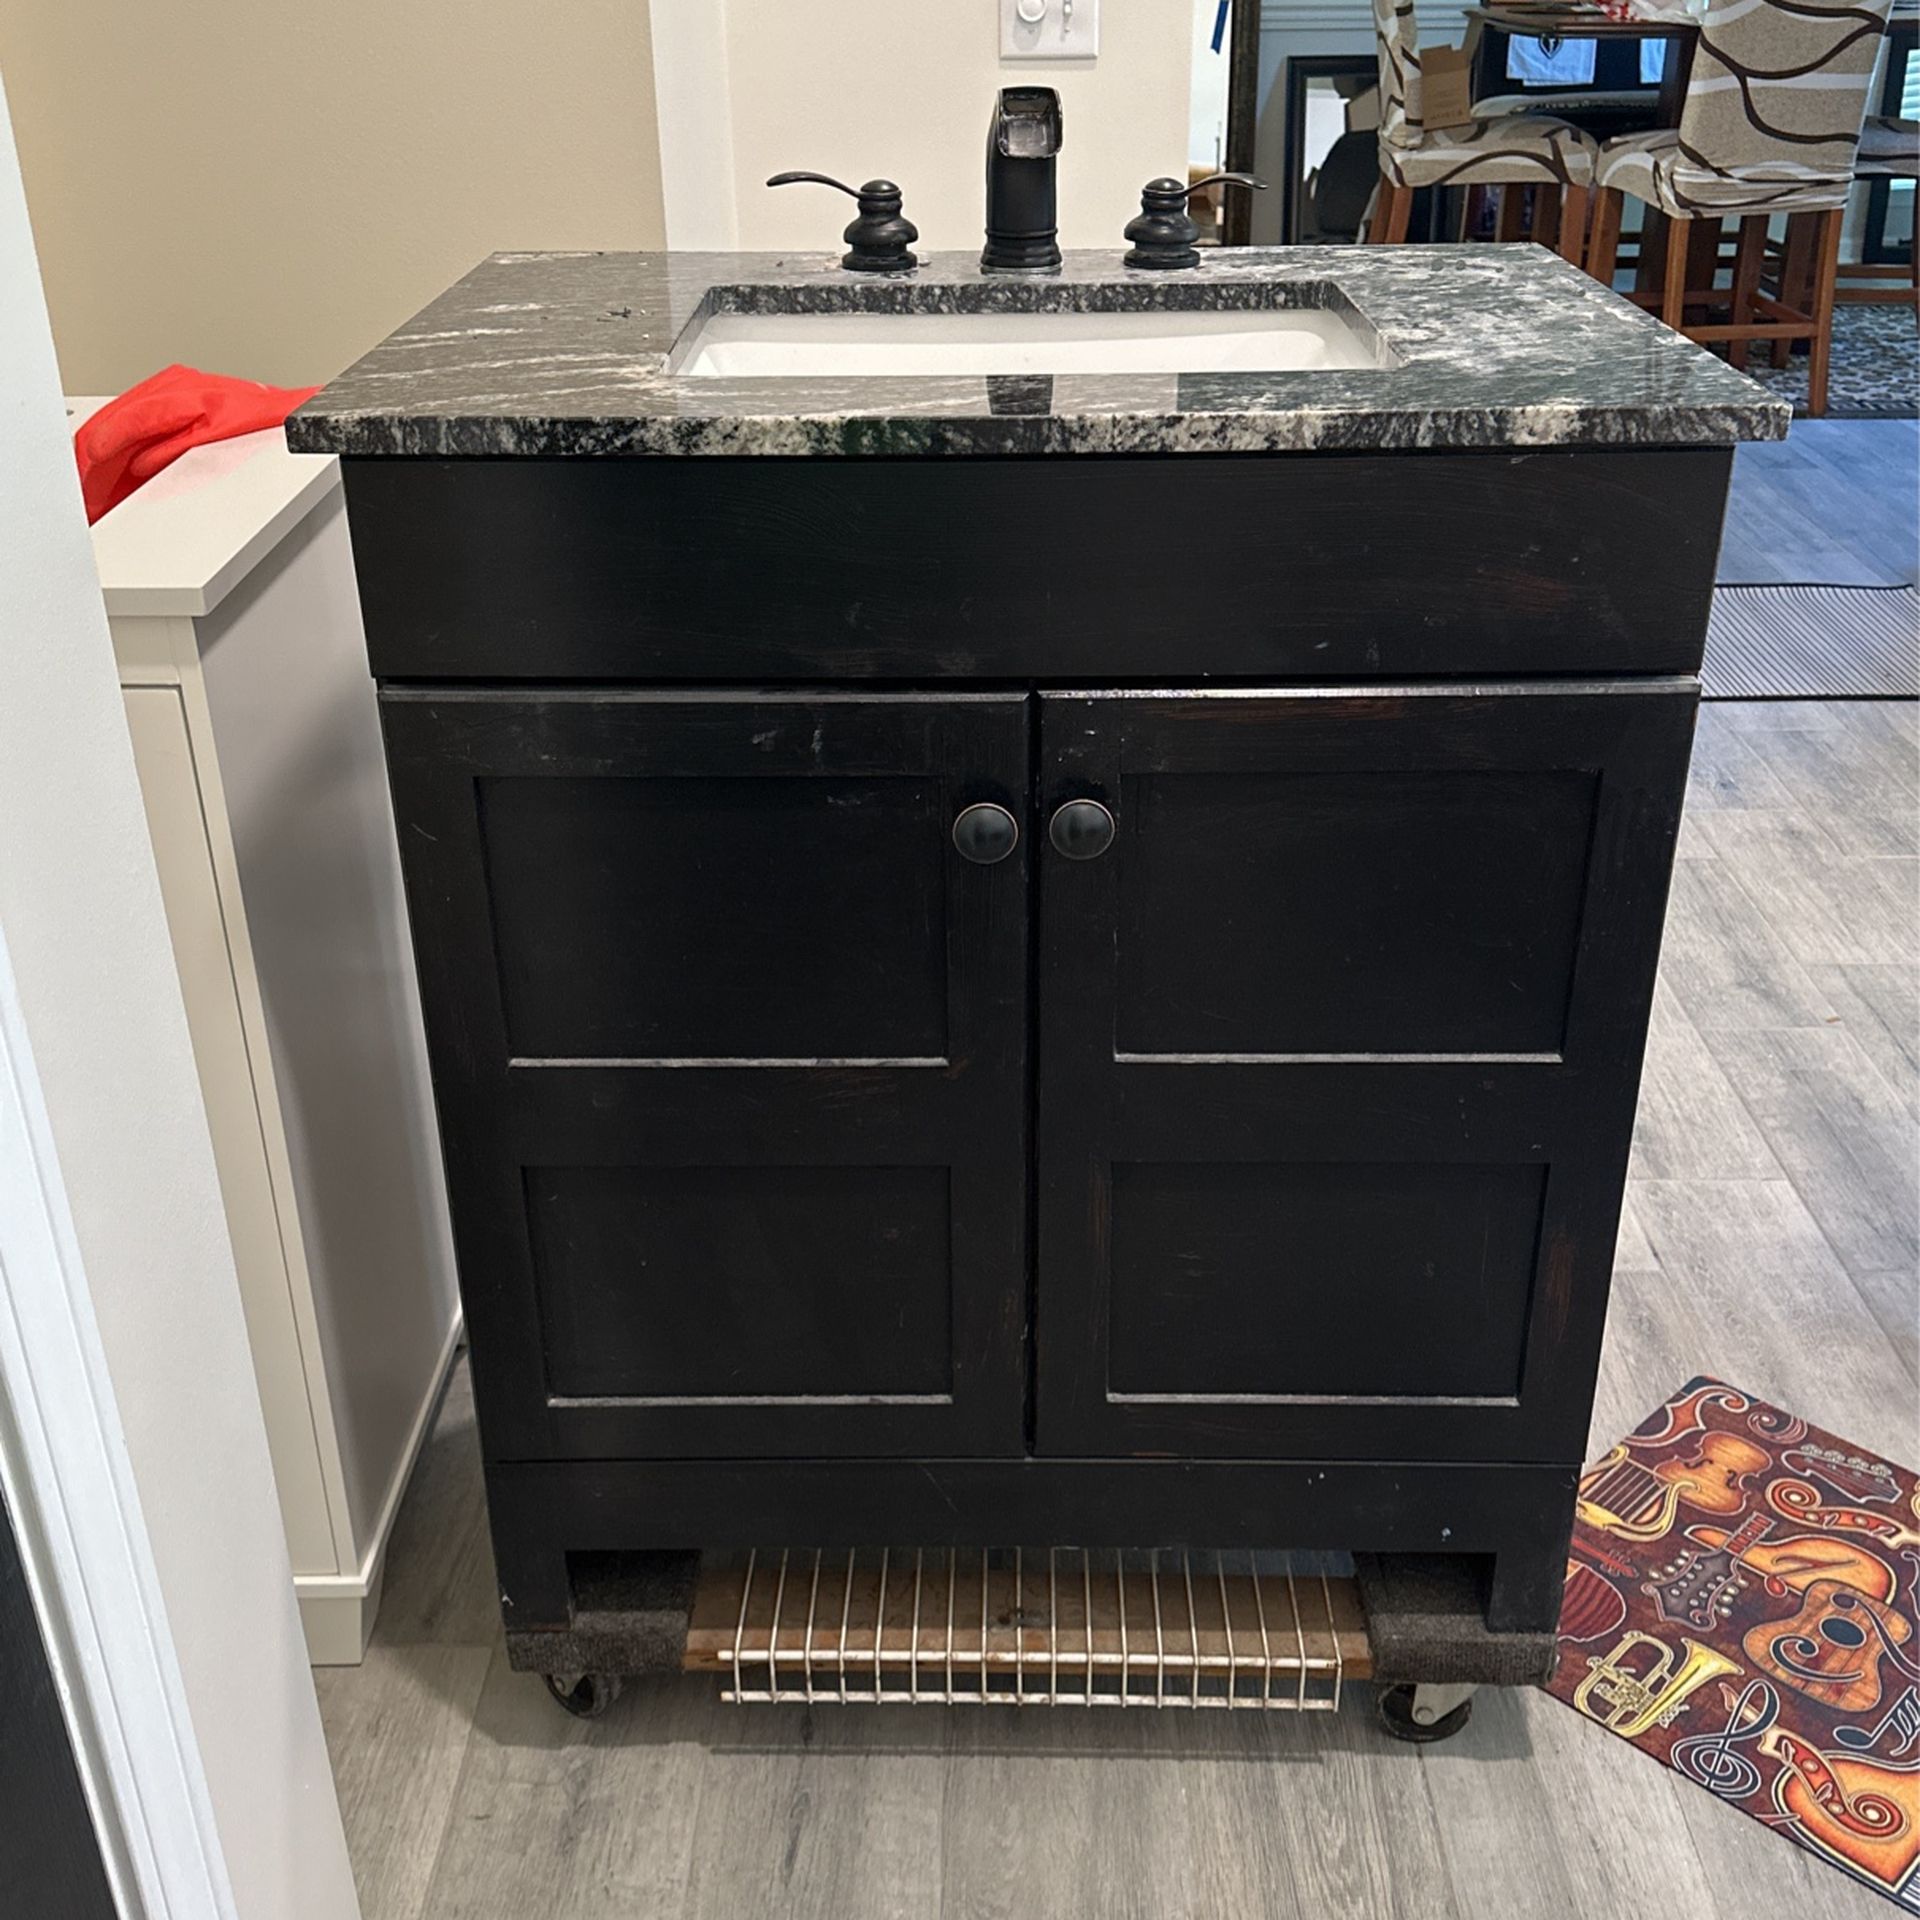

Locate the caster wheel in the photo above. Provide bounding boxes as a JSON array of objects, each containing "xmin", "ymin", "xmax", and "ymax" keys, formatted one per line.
[
  {"xmin": 1377, "ymin": 1683, "xmax": 1473, "ymax": 1744},
  {"xmin": 544, "ymin": 1672, "xmax": 622, "ymax": 1719}
]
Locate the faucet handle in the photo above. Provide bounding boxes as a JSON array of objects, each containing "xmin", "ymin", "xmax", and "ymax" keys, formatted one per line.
[
  {"xmin": 766, "ymin": 173, "xmax": 919, "ymax": 274},
  {"xmin": 766, "ymin": 171, "xmax": 867, "ymax": 199},
  {"xmin": 1186, "ymin": 172, "xmax": 1267, "ymax": 198},
  {"xmin": 1123, "ymin": 173, "xmax": 1267, "ymax": 270}
]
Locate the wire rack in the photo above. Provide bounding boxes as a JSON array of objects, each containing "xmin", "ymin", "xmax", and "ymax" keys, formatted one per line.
[{"xmin": 685, "ymin": 1547, "xmax": 1361, "ymax": 1710}]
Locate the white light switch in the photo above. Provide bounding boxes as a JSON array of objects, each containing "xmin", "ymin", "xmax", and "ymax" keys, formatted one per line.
[{"xmin": 1001, "ymin": 0, "xmax": 1099, "ymax": 60}]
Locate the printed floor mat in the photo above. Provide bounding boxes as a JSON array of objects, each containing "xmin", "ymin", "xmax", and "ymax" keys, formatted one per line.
[
  {"xmin": 1739, "ymin": 304, "xmax": 1919, "ymax": 420},
  {"xmin": 1546, "ymin": 1378, "xmax": 1920, "ymax": 1910}
]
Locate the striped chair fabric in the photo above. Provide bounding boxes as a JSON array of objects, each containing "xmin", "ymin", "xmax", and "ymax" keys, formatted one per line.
[
  {"xmin": 1373, "ymin": 0, "xmax": 1600, "ymax": 187},
  {"xmin": 1595, "ymin": 0, "xmax": 1894, "ymax": 215},
  {"xmin": 1855, "ymin": 113, "xmax": 1920, "ymax": 177}
]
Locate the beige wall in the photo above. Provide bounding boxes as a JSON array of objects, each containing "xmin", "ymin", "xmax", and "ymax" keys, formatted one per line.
[
  {"xmin": 0, "ymin": 0, "xmax": 667, "ymax": 392},
  {"xmin": 1, "ymin": 0, "xmax": 1193, "ymax": 392},
  {"xmin": 725, "ymin": 7, "xmax": 1193, "ymax": 255}
]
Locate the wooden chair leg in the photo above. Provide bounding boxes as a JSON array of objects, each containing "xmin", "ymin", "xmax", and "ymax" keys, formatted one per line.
[
  {"xmin": 1369, "ymin": 178, "xmax": 1413, "ymax": 244},
  {"xmin": 1687, "ymin": 217, "xmax": 1723, "ymax": 298},
  {"xmin": 1558, "ymin": 185, "xmax": 1590, "ymax": 266},
  {"xmin": 1806, "ymin": 205, "xmax": 1844, "ymax": 417},
  {"xmin": 1587, "ymin": 187, "xmax": 1625, "ymax": 286},
  {"xmin": 1773, "ymin": 213, "xmax": 1815, "ymax": 366},
  {"xmin": 1661, "ymin": 211, "xmax": 1691, "ymax": 329},
  {"xmin": 1728, "ymin": 215, "xmax": 1766, "ymax": 370},
  {"xmin": 1636, "ymin": 208, "xmax": 1669, "ymax": 296},
  {"xmin": 1531, "ymin": 184, "xmax": 1559, "ymax": 248}
]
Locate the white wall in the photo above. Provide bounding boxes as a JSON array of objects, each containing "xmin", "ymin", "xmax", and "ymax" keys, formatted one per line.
[
  {"xmin": 702, "ymin": 2, "xmax": 1193, "ymax": 254},
  {"xmin": 0, "ymin": 72, "xmax": 358, "ymax": 1920},
  {"xmin": 1190, "ymin": 0, "xmax": 1232, "ymax": 173}
]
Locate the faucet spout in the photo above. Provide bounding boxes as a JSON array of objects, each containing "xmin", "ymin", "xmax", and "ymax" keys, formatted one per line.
[{"xmin": 982, "ymin": 87, "xmax": 1063, "ymax": 274}]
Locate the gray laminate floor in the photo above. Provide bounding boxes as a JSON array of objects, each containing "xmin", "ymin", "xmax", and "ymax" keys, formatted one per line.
[
  {"xmin": 1718, "ymin": 418, "xmax": 1918, "ymax": 588},
  {"xmin": 317, "ymin": 443, "xmax": 1919, "ymax": 1920}
]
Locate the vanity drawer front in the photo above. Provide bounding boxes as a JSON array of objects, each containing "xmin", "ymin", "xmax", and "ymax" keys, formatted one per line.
[
  {"xmin": 1035, "ymin": 680, "xmax": 1695, "ymax": 1463},
  {"xmin": 342, "ymin": 449, "xmax": 1728, "ymax": 683},
  {"xmin": 380, "ymin": 689, "xmax": 1030, "ymax": 1461}
]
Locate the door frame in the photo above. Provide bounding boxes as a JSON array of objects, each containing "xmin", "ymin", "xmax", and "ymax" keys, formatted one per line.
[
  {"xmin": 0, "ymin": 930, "xmax": 234, "ymax": 1916},
  {"xmin": 1223, "ymin": 0, "xmax": 1266, "ymax": 245},
  {"xmin": 0, "ymin": 90, "xmax": 357, "ymax": 1917}
]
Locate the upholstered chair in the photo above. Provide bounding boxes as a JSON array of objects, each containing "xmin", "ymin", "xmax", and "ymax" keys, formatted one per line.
[
  {"xmin": 1367, "ymin": 0, "xmax": 1600, "ymax": 257},
  {"xmin": 1585, "ymin": 0, "xmax": 1894, "ymax": 413}
]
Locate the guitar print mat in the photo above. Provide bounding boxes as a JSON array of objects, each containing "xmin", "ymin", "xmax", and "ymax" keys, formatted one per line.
[{"xmin": 1546, "ymin": 1378, "xmax": 1920, "ymax": 1910}]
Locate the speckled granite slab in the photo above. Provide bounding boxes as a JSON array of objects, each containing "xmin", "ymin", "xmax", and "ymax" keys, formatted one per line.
[{"xmin": 287, "ymin": 246, "xmax": 1788, "ymax": 458}]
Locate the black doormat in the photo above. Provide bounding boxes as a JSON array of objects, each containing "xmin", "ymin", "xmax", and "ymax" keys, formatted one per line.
[
  {"xmin": 1737, "ymin": 305, "xmax": 1918, "ymax": 419},
  {"xmin": 1704, "ymin": 584, "xmax": 1920, "ymax": 698}
]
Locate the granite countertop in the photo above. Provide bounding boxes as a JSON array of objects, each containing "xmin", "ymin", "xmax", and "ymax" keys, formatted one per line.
[{"xmin": 287, "ymin": 246, "xmax": 1788, "ymax": 459}]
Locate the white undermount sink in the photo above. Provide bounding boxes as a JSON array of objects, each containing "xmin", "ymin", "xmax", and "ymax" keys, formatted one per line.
[{"xmin": 672, "ymin": 306, "xmax": 1380, "ymax": 379}]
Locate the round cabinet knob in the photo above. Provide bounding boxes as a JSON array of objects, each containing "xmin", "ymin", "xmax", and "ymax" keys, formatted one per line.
[
  {"xmin": 1049, "ymin": 799, "xmax": 1115, "ymax": 861},
  {"xmin": 952, "ymin": 802, "xmax": 1020, "ymax": 865}
]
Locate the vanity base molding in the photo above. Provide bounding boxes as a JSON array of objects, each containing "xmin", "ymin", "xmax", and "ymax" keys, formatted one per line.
[{"xmin": 486, "ymin": 1456, "xmax": 1580, "ymax": 1639}]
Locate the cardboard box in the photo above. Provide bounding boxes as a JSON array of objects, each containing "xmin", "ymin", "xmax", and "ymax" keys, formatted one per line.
[{"xmin": 1419, "ymin": 44, "xmax": 1475, "ymax": 132}]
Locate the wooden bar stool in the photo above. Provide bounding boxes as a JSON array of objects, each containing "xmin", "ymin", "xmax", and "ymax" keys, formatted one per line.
[
  {"xmin": 1582, "ymin": 0, "xmax": 1893, "ymax": 415},
  {"xmin": 1366, "ymin": 0, "xmax": 1596, "ymax": 257}
]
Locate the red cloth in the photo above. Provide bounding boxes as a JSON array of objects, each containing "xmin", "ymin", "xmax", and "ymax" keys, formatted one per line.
[{"xmin": 74, "ymin": 364, "xmax": 321, "ymax": 524}]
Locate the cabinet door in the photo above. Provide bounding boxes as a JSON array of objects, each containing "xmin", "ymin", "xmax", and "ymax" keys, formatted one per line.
[
  {"xmin": 1036, "ymin": 683, "xmax": 1694, "ymax": 1463},
  {"xmin": 381, "ymin": 691, "xmax": 1029, "ymax": 1461}
]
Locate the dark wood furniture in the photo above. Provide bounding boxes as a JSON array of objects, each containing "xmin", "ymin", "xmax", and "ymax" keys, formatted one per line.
[
  {"xmin": 347, "ymin": 445, "xmax": 1722, "ymax": 1655},
  {"xmin": 1461, "ymin": 4, "xmax": 1696, "ymax": 269},
  {"xmin": 1464, "ymin": 5, "xmax": 1698, "ymax": 130}
]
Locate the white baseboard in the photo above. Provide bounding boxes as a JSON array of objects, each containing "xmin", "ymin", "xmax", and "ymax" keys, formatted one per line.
[
  {"xmin": 297, "ymin": 1308, "xmax": 463, "ymax": 1666},
  {"xmin": 297, "ymin": 1561, "xmax": 388, "ymax": 1667}
]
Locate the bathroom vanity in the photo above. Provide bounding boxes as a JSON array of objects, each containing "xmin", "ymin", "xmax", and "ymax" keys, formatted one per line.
[{"xmin": 288, "ymin": 245, "xmax": 1784, "ymax": 1689}]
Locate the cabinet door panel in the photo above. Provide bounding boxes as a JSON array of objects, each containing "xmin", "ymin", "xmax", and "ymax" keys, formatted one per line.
[
  {"xmin": 1107, "ymin": 1159, "xmax": 1546, "ymax": 1399},
  {"xmin": 1117, "ymin": 765, "xmax": 1595, "ymax": 1056},
  {"xmin": 1037, "ymin": 683, "xmax": 1695, "ymax": 1463},
  {"xmin": 483, "ymin": 771, "xmax": 949, "ymax": 1060},
  {"xmin": 382, "ymin": 690, "xmax": 1029, "ymax": 1460}
]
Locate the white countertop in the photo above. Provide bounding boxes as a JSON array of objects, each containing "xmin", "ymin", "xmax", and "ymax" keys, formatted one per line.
[{"xmin": 70, "ymin": 396, "xmax": 340, "ymax": 619}]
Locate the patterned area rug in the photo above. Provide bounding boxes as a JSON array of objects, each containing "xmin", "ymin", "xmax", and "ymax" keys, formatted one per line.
[
  {"xmin": 1738, "ymin": 304, "xmax": 1919, "ymax": 419},
  {"xmin": 1704, "ymin": 584, "xmax": 1920, "ymax": 698},
  {"xmin": 1546, "ymin": 1379, "xmax": 1920, "ymax": 1910}
]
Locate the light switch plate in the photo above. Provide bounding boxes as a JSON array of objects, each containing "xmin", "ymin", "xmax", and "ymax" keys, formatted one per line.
[{"xmin": 1001, "ymin": 0, "xmax": 1099, "ymax": 60}]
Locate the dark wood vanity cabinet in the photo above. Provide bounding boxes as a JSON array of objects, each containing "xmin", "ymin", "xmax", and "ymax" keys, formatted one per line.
[{"xmin": 354, "ymin": 449, "xmax": 1712, "ymax": 1640}]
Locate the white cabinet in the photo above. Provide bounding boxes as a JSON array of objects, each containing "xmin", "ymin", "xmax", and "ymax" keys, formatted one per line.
[{"xmin": 80, "ymin": 401, "xmax": 461, "ymax": 1664}]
